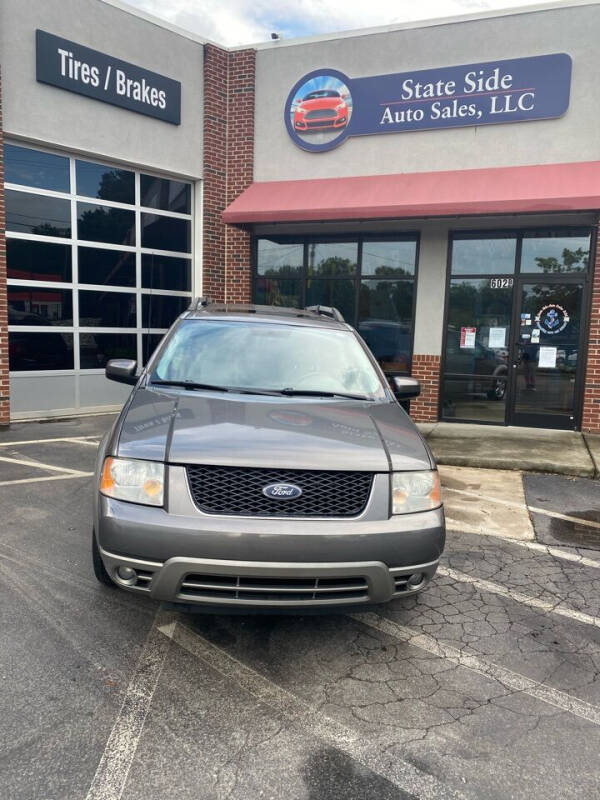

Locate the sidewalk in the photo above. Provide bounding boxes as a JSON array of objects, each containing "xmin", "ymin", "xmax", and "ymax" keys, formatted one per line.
[{"xmin": 418, "ymin": 422, "xmax": 599, "ymax": 478}]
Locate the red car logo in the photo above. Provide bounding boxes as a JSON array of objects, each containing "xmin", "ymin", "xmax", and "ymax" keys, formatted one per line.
[{"xmin": 293, "ymin": 89, "xmax": 349, "ymax": 132}]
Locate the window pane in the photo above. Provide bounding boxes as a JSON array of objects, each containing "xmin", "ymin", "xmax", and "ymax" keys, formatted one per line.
[
  {"xmin": 451, "ymin": 235, "xmax": 516, "ymax": 275},
  {"xmin": 305, "ymin": 278, "xmax": 355, "ymax": 322},
  {"xmin": 141, "ymin": 254, "xmax": 191, "ymax": 291},
  {"xmin": 442, "ymin": 377, "xmax": 507, "ymax": 424},
  {"xmin": 361, "ymin": 240, "xmax": 417, "ymax": 277},
  {"xmin": 79, "ymin": 290, "xmax": 136, "ymax": 327},
  {"xmin": 308, "ymin": 242, "xmax": 357, "ymax": 276},
  {"xmin": 142, "ymin": 294, "xmax": 189, "ymax": 328},
  {"xmin": 8, "ymin": 286, "xmax": 73, "ymax": 325},
  {"xmin": 257, "ymin": 239, "xmax": 303, "ymax": 277},
  {"xmin": 77, "ymin": 203, "xmax": 136, "ymax": 246},
  {"xmin": 141, "ymin": 213, "xmax": 191, "ymax": 252},
  {"xmin": 140, "ymin": 174, "xmax": 191, "ymax": 213},
  {"xmin": 9, "ymin": 332, "xmax": 74, "ymax": 371},
  {"xmin": 4, "ymin": 144, "xmax": 70, "ymax": 192},
  {"xmin": 444, "ymin": 278, "xmax": 511, "ymax": 375},
  {"xmin": 76, "ymin": 160, "xmax": 135, "ymax": 204},
  {"xmin": 143, "ymin": 333, "xmax": 166, "ymax": 365},
  {"xmin": 7, "ymin": 239, "xmax": 71, "ymax": 282},
  {"xmin": 78, "ymin": 247, "xmax": 136, "ymax": 287},
  {"xmin": 80, "ymin": 333, "xmax": 137, "ymax": 368},
  {"xmin": 254, "ymin": 277, "xmax": 302, "ymax": 307},
  {"xmin": 520, "ymin": 232, "xmax": 591, "ymax": 274},
  {"xmin": 6, "ymin": 190, "xmax": 71, "ymax": 237},
  {"xmin": 358, "ymin": 280, "xmax": 413, "ymax": 373}
]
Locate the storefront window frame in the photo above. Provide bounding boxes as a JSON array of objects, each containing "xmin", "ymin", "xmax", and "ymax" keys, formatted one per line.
[
  {"xmin": 4, "ymin": 140, "xmax": 194, "ymax": 374},
  {"xmin": 251, "ymin": 232, "xmax": 420, "ymax": 376},
  {"xmin": 440, "ymin": 225, "xmax": 595, "ymax": 427}
]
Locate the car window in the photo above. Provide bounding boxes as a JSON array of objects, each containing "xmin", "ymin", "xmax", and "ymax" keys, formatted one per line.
[{"xmin": 151, "ymin": 319, "xmax": 385, "ymax": 398}]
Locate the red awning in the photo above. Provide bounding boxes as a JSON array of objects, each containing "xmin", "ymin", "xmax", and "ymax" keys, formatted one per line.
[{"xmin": 222, "ymin": 161, "xmax": 600, "ymax": 224}]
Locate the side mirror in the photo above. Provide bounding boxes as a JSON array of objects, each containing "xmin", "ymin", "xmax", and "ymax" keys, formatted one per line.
[
  {"xmin": 392, "ymin": 376, "xmax": 421, "ymax": 399},
  {"xmin": 105, "ymin": 358, "xmax": 138, "ymax": 385}
]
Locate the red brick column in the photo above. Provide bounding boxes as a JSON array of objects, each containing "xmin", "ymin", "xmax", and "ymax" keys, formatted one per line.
[
  {"xmin": 409, "ymin": 355, "xmax": 441, "ymax": 423},
  {"xmin": 202, "ymin": 45, "xmax": 255, "ymax": 304},
  {"xmin": 582, "ymin": 222, "xmax": 600, "ymax": 433},
  {"xmin": 0, "ymin": 69, "xmax": 9, "ymax": 427}
]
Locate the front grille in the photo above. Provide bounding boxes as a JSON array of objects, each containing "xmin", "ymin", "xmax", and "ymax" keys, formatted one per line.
[
  {"xmin": 305, "ymin": 109, "xmax": 336, "ymax": 120},
  {"xmin": 179, "ymin": 573, "xmax": 369, "ymax": 603},
  {"xmin": 186, "ymin": 465, "xmax": 373, "ymax": 517},
  {"xmin": 306, "ymin": 120, "xmax": 336, "ymax": 128}
]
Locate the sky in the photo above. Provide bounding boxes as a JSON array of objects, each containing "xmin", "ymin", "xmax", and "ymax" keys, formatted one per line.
[{"xmin": 120, "ymin": 0, "xmax": 567, "ymax": 46}]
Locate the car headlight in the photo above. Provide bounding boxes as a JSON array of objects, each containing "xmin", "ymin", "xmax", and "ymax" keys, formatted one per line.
[
  {"xmin": 336, "ymin": 103, "xmax": 345, "ymax": 111},
  {"xmin": 100, "ymin": 457, "xmax": 164, "ymax": 506},
  {"xmin": 391, "ymin": 470, "xmax": 441, "ymax": 515}
]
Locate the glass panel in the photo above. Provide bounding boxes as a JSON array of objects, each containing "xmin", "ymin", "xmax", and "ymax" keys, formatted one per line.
[
  {"xmin": 79, "ymin": 333, "xmax": 137, "ymax": 369},
  {"xmin": 520, "ymin": 232, "xmax": 591, "ymax": 274},
  {"xmin": 256, "ymin": 239, "xmax": 303, "ymax": 277},
  {"xmin": 6, "ymin": 190, "xmax": 71, "ymax": 237},
  {"xmin": 141, "ymin": 254, "xmax": 191, "ymax": 291},
  {"xmin": 254, "ymin": 277, "xmax": 302, "ymax": 307},
  {"xmin": 77, "ymin": 202, "xmax": 135, "ymax": 246},
  {"xmin": 79, "ymin": 290, "xmax": 136, "ymax": 327},
  {"xmin": 78, "ymin": 247, "xmax": 136, "ymax": 287},
  {"xmin": 514, "ymin": 283, "xmax": 582, "ymax": 421},
  {"xmin": 442, "ymin": 377, "xmax": 507, "ymax": 424},
  {"xmin": 451, "ymin": 235, "xmax": 516, "ymax": 275},
  {"xmin": 143, "ymin": 333, "xmax": 166, "ymax": 365},
  {"xmin": 141, "ymin": 213, "xmax": 191, "ymax": 252},
  {"xmin": 9, "ymin": 332, "xmax": 74, "ymax": 371},
  {"xmin": 308, "ymin": 242, "xmax": 357, "ymax": 276},
  {"xmin": 140, "ymin": 175, "xmax": 191, "ymax": 214},
  {"xmin": 142, "ymin": 294, "xmax": 189, "ymax": 328},
  {"xmin": 7, "ymin": 239, "xmax": 71, "ymax": 282},
  {"xmin": 305, "ymin": 278, "xmax": 356, "ymax": 322},
  {"xmin": 358, "ymin": 280, "xmax": 413, "ymax": 373},
  {"xmin": 361, "ymin": 240, "xmax": 417, "ymax": 277},
  {"xmin": 76, "ymin": 160, "xmax": 135, "ymax": 204},
  {"xmin": 8, "ymin": 286, "xmax": 73, "ymax": 325},
  {"xmin": 4, "ymin": 144, "xmax": 70, "ymax": 192}
]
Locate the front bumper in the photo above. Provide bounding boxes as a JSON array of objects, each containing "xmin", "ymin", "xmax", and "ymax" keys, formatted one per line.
[{"xmin": 96, "ymin": 467, "xmax": 444, "ymax": 608}]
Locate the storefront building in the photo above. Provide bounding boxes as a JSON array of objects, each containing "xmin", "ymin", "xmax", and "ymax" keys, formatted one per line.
[{"xmin": 1, "ymin": 0, "xmax": 599, "ymax": 433}]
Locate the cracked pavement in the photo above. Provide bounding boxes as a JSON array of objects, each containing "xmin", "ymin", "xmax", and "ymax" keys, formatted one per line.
[{"xmin": 1, "ymin": 414, "xmax": 599, "ymax": 800}]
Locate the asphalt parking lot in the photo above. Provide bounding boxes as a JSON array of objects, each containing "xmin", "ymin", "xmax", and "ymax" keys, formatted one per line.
[{"xmin": 1, "ymin": 414, "xmax": 600, "ymax": 800}]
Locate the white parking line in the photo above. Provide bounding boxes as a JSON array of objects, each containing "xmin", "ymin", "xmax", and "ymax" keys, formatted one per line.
[
  {"xmin": 0, "ymin": 435, "xmax": 101, "ymax": 447},
  {"xmin": 445, "ymin": 486, "xmax": 600, "ymax": 531},
  {"xmin": 352, "ymin": 612, "xmax": 600, "ymax": 728},
  {"xmin": 161, "ymin": 620, "xmax": 466, "ymax": 800},
  {"xmin": 446, "ymin": 522, "xmax": 600, "ymax": 570},
  {"xmin": 438, "ymin": 565, "xmax": 600, "ymax": 630},
  {"xmin": 85, "ymin": 608, "xmax": 174, "ymax": 800},
  {"xmin": 0, "ymin": 454, "xmax": 90, "ymax": 476},
  {"xmin": 0, "ymin": 472, "xmax": 94, "ymax": 487}
]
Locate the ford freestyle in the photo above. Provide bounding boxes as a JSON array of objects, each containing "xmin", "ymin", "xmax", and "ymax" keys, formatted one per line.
[{"xmin": 93, "ymin": 302, "xmax": 445, "ymax": 609}]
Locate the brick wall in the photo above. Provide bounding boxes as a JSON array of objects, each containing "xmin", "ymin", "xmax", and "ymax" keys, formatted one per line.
[
  {"xmin": 0, "ymin": 70, "xmax": 9, "ymax": 427},
  {"xmin": 202, "ymin": 45, "xmax": 255, "ymax": 304},
  {"xmin": 409, "ymin": 355, "xmax": 441, "ymax": 424},
  {"xmin": 582, "ymin": 222, "xmax": 600, "ymax": 434}
]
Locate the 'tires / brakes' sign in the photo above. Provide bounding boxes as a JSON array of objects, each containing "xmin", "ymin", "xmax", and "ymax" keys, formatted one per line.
[{"xmin": 36, "ymin": 30, "xmax": 181, "ymax": 125}]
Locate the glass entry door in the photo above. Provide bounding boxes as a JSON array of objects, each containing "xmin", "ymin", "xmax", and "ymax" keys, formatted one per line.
[{"xmin": 509, "ymin": 281, "xmax": 585, "ymax": 429}]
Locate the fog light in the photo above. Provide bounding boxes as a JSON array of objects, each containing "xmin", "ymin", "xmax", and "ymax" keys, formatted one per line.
[
  {"xmin": 407, "ymin": 572, "xmax": 424, "ymax": 587},
  {"xmin": 116, "ymin": 565, "xmax": 137, "ymax": 584}
]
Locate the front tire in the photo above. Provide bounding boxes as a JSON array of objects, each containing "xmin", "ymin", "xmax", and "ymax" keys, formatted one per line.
[{"xmin": 92, "ymin": 529, "xmax": 115, "ymax": 587}]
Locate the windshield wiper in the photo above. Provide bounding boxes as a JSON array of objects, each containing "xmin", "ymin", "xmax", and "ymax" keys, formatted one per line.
[
  {"xmin": 278, "ymin": 388, "xmax": 373, "ymax": 401},
  {"xmin": 150, "ymin": 379, "xmax": 231, "ymax": 392}
]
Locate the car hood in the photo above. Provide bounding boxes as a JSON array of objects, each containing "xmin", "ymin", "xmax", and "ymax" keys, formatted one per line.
[
  {"xmin": 116, "ymin": 387, "xmax": 433, "ymax": 472},
  {"xmin": 299, "ymin": 97, "xmax": 342, "ymax": 111}
]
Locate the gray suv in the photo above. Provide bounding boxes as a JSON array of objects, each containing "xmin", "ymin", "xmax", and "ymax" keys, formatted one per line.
[{"xmin": 93, "ymin": 302, "xmax": 445, "ymax": 609}]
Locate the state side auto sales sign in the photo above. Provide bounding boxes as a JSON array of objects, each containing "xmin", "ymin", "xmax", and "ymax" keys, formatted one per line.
[
  {"xmin": 285, "ymin": 53, "xmax": 571, "ymax": 152},
  {"xmin": 36, "ymin": 30, "xmax": 181, "ymax": 124}
]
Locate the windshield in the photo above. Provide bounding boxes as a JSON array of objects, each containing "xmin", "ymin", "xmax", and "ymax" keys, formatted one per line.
[
  {"xmin": 150, "ymin": 319, "xmax": 385, "ymax": 399},
  {"xmin": 304, "ymin": 90, "xmax": 340, "ymax": 100}
]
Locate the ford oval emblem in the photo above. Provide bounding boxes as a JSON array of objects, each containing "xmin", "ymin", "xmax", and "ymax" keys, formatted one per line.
[{"xmin": 262, "ymin": 483, "xmax": 303, "ymax": 499}]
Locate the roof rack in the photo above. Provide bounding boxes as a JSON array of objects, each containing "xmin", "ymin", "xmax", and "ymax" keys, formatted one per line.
[
  {"xmin": 188, "ymin": 296, "xmax": 211, "ymax": 311},
  {"xmin": 304, "ymin": 305, "xmax": 345, "ymax": 322}
]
